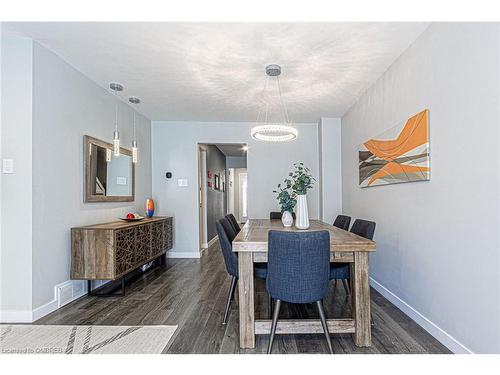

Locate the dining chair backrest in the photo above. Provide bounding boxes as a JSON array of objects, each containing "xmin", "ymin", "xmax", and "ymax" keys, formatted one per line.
[
  {"xmin": 350, "ymin": 219, "xmax": 376, "ymax": 240},
  {"xmin": 216, "ymin": 218, "xmax": 238, "ymax": 277},
  {"xmin": 333, "ymin": 215, "xmax": 351, "ymax": 231},
  {"xmin": 266, "ymin": 230, "xmax": 330, "ymax": 304},
  {"xmin": 269, "ymin": 212, "xmax": 282, "ymax": 220},
  {"xmin": 226, "ymin": 213, "xmax": 241, "ymax": 233},
  {"xmin": 270, "ymin": 211, "xmax": 296, "ymax": 220}
]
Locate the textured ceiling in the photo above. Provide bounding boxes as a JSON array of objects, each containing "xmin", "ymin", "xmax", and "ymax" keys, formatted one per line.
[{"xmin": 6, "ymin": 22, "xmax": 429, "ymax": 122}]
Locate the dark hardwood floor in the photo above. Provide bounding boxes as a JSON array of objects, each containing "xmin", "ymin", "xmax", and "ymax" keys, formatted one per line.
[{"xmin": 36, "ymin": 241, "xmax": 451, "ymax": 354}]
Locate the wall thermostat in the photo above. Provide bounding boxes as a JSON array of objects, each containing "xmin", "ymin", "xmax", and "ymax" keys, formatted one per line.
[{"xmin": 166, "ymin": 172, "xmax": 172, "ymax": 179}]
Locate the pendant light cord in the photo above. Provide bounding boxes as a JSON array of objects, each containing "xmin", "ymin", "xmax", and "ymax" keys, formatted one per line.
[
  {"xmin": 114, "ymin": 90, "xmax": 118, "ymax": 132},
  {"xmin": 133, "ymin": 110, "xmax": 136, "ymax": 139},
  {"xmin": 276, "ymin": 75, "xmax": 291, "ymax": 124},
  {"xmin": 256, "ymin": 75, "xmax": 270, "ymax": 124}
]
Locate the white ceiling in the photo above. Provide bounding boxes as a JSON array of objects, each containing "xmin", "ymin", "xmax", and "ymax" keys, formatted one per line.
[{"xmin": 6, "ymin": 22, "xmax": 429, "ymax": 123}]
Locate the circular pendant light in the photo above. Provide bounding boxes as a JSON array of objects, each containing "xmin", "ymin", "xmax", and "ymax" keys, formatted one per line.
[
  {"xmin": 251, "ymin": 64, "xmax": 298, "ymax": 142},
  {"xmin": 251, "ymin": 124, "xmax": 298, "ymax": 142}
]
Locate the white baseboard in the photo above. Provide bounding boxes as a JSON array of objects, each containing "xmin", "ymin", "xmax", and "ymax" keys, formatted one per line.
[
  {"xmin": 32, "ymin": 299, "xmax": 58, "ymax": 321},
  {"xmin": 166, "ymin": 251, "xmax": 201, "ymax": 259},
  {"xmin": 0, "ymin": 310, "xmax": 33, "ymax": 323},
  {"xmin": 370, "ymin": 277, "xmax": 473, "ymax": 354},
  {"xmin": 208, "ymin": 235, "xmax": 218, "ymax": 247},
  {"xmin": 2, "ymin": 280, "xmax": 90, "ymax": 323}
]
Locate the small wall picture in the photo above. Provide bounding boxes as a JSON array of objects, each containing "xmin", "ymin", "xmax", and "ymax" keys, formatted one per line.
[
  {"xmin": 208, "ymin": 181, "xmax": 213, "ymax": 188},
  {"xmin": 207, "ymin": 171, "xmax": 213, "ymax": 179},
  {"xmin": 214, "ymin": 174, "xmax": 220, "ymax": 190}
]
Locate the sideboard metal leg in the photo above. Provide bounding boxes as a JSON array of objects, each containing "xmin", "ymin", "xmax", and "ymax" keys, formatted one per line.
[{"xmin": 88, "ymin": 277, "xmax": 126, "ymax": 297}]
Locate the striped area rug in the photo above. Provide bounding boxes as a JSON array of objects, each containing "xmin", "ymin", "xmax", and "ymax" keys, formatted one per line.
[{"xmin": 0, "ymin": 325, "xmax": 177, "ymax": 354}]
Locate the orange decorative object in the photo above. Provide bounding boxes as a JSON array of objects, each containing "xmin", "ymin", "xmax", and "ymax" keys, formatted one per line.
[
  {"xmin": 145, "ymin": 199, "xmax": 155, "ymax": 218},
  {"xmin": 359, "ymin": 109, "xmax": 430, "ymax": 187}
]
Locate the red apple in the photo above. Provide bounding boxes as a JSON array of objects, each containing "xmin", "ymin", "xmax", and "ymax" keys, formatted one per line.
[{"xmin": 126, "ymin": 213, "xmax": 135, "ymax": 219}]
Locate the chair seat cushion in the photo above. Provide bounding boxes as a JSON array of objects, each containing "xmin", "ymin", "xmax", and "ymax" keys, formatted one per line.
[
  {"xmin": 329, "ymin": 263, "xmax": 349, "ymax": 280},
  {"xmin": 254, "ymin": 264, "xmax": 268, "ymax": 280}
]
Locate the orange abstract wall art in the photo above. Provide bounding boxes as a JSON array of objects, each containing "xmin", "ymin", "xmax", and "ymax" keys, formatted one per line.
[{"xmin": 359, "ymin": 109, "xmax": 430, "ymax": 187}]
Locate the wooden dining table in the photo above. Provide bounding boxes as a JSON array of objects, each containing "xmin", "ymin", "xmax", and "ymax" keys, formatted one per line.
[{"xmin": 232, "ymin": 219, "xmax": 376, "ymax": 349}]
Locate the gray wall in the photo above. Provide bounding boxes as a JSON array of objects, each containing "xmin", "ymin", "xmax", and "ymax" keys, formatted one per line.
[
  {"xmin": 30, "ymin": 42, "xmax": 152, "ymax": 310},
  {"xmin": 0, "ymin": 35, "xmax": 33, "ymax": 316},
  {"xmin": 318, "ymin": 118, "xmax": 342, "ymax": 224},
  {"xmin": 341, "ymin": 23, "xmax": 500, "ymax": 353},
  {"xmin": 205, "ymin": 145, "xmax": 227, "ymax": 241},
  {"xmin": 152, "ymin": 121, "xmax": 323, "ymax": 257},
  {"xmin": 226, "ymin": 156, "xmax": 247, "ymax": 169},
  {"xmin": 0, "ymin": 38, "xmax": 153, "ymax": 318}
]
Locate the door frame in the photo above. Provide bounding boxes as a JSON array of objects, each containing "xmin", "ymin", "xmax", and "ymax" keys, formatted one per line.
[
  {"xmin": 198, "ymin": 145, "xmax": 208, "ymax": 252},
  {"xmin": 238, "ymin": 171, "xmax": 248, "ymax": 222}
]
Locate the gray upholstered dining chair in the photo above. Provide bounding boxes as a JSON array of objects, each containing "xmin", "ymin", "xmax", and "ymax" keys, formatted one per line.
[
  {"xmin": 330, "ymin": 214, "xmax": 352, "ymax": 294},
  {"xmin": 330, "ymin": 218, "xmax": 376, "ymax": 296},
  {"xmin": 216, "ymin": 218, "xmax": 269, "ymax": 324},
  {"xmin": 225, "ymin": 213, "xmax": 241, "ymax": 233},
  {"xmin": 333, "ymin": 214, "xmax": 351, "ymax": 231},
  {"xmin": 266, "ymin": 230, "xmax": 333, "ymax": 354}
]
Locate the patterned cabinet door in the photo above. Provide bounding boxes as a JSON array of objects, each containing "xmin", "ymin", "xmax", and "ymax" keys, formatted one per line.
[
  {"xmin": 165, "ymin": 218, "xmax": 173, "ymax": 250},
  {"xmin": 115, "ymin": 227, "xmax": 136, "ymax": 276},
  {"xmin": 151, "ymin": 221, "xmax": 166, "ymax": 257},
  {"xmin": 135, "ymin": 223, "xmax": 152, "ymax": 264}
]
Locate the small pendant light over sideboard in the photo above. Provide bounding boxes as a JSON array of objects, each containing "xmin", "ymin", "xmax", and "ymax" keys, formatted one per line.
[
  {"xmin": 128, "ymin": 96, "xmax": 141, "ymax": 164},
  {"xmin": 109, "ymin": 82, "xmax": 124, "ymax": 156}
]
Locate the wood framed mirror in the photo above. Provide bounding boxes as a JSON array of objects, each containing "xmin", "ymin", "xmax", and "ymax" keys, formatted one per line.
[{"xmin": 84, "ymin": 135, "xmax": 135, "ymax": 202}]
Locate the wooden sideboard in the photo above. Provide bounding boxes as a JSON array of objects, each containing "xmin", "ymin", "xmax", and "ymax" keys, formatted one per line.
[{"xmin": 71, "ymin": 217, "xmax": 173, "ymax": 282}]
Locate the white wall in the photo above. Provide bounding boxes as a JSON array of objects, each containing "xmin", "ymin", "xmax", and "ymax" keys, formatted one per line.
[
  {"xmin": 0, "ymin": 35, "xmax": 33, "ymax": 319},
  {"xmin": 318, "ymin": 118, "xmax": 342, "ymax": 224},
  {"xmin": 341, "ymin": 23, "xmax": 500, "ymax": 353},
  {"xmin": 30, "ymin": 42, "xmax": 152, "ymax": 310},
  {"xmin": 152, "ymin": 121, "xmax": 320, "ymax": 257}
]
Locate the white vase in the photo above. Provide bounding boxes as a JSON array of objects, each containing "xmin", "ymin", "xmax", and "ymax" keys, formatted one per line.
[
  {"xmin": 281, "ymin": 211, "xmax": 293, "ymax": 227},
  {"xmin": 295, "ymin": 194, "xmax": 310, "ymax": 229}
]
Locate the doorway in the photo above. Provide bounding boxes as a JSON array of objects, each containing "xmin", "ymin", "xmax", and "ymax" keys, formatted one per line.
[{"xmin": 197, "ymin": 143, "xmax": 247, "ymax": 253}]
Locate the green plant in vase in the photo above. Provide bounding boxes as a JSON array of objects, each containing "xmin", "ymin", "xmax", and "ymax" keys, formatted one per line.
[{"xmin": 273, "ymin": 181, "xmax": 296, "ymax": 227}]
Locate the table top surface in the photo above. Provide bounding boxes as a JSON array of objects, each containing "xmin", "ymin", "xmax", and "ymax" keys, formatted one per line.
[
  {"xmin": 72, "ymin": 216, "xmax": 170, "ymax": 230},
  {"xmin": 232, "ymin": 219, "xmax": 376, "ymax": 252}
]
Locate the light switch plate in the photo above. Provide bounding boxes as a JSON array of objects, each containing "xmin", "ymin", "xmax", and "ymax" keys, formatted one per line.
[
  {"xmin": 116, "ymin": 176, "xmax": 127, "ymax": 185},
  {"xmin": 177, "ymin": 178, "xmax": 188, "ymax": 187},
  {"xmin": 2, "ymin": 159, "xmax": 14, "ymax": 174}
]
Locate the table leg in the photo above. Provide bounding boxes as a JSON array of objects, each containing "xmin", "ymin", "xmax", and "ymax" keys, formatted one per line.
[
  {"xmin": 238, "ymin": 252, "xmax": 255, "ymax": 348},
  {"xmin": 352, "ymin": 252, "xmax": 371, "ymax": 346}
]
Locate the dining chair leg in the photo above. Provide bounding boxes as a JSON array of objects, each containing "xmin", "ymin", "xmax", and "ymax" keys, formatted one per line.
[
  {"xmin": 268, "ymin": 293, "xmax": 273, "ymax": 319},
  {"xmin": 267, "ymin": 299, "xmax": 281, "ymax": 354},
  {"xmin": 342, "ymin": 279, "xmax": 350, "ymax": 296},
  {"xmin": 316, "ymin": 300, "xmax": 334, "ymax": 354},
  {"xmin": 223, "ymin": 276, "xmax": 237, "ymax": 325}
]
